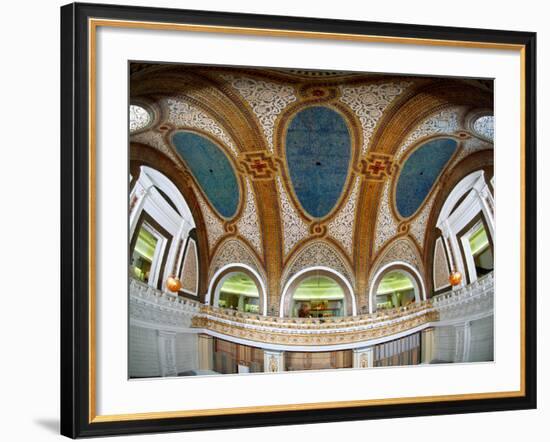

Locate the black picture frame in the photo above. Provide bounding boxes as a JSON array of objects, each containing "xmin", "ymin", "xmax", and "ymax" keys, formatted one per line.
[{"xmin": 60, "ymin": 2, "xmax": 537, "ymax": 438}]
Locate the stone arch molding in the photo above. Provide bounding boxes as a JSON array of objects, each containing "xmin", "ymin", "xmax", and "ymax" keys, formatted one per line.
[
  {"xmin": 368, "ymin": 261, "xmax": 427, "ymax": 314},
  {"xmin": 279, "ymin": 266, "xmax": 357, "ymax": 317},
  {"xmin": 132, "ymin": 165, "xmax": 196, "ymax": 230},
  {"xmin": 368, "ymin": 237, "xmax": 425, "ymax": 311},
  {"xmin": 207, "ymin": 263, "xmax": 268, "ymax": 316},
  {"xmin": 282, "ymin": 240, "xmax": 354, "ymax": 290},
  {"xmin": 208, "ymin": 238, "xmax": 266, "ymax": 294}
]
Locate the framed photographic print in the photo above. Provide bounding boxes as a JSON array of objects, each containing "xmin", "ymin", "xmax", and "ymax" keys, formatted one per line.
[{"xmin": 60, "ymin": 2, "xmax": 537, "ymax": 438}]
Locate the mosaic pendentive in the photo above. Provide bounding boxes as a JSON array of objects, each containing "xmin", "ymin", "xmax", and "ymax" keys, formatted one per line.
[
  {"xmin": 221, "ymin": 74, "xmax": 297, "ymax": 152},
  {"xmin": 395, "ymin": 137, "xmax": 458, "ymax": 218},
  {"xmin": 449, "ymin": 135, "xmax": 493, "ymax": 170},
  {"xmin": 130, "ymin": 130, "xmax": 180, "ymax": 164},
  {"xmin": 285, "ymin": 106, "xmax": 352, "ymax": 219},
  {"xmin": 236, "ymin": 179, "xmax": 263, "ymax": 256},
  {"xmin": 327, "ymin": 176, "xmax": 360, "ymax": 256},
  {"xmin": 339, "ymin": 82, "xmax": 411, "ymax": 154},
  {"xmin": 276, "ymin": 176, "xmax": 309, "ymax": 257},
  {"xmin": 395, "ymin": 106, "xmax": 463, "ymax": 160},
  {"xmin": 195, "ymin": 190, "xmax": 224, "ymax": 252},
  {"xmin": 374, "ymin": 180, "xmax": 398, "ymax": 253},
  {"xmin": 172, "ymin": 131, "xmax": 240, "ymax": 219},
  {"xmin": 409, "ymin": 191, "xmax": 437, "ymax": 248},
  {"xmin": 165, "ymin": 98, "xmax": 239, "ymax": 157}
]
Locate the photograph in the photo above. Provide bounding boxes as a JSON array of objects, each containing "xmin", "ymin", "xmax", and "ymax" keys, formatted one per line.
[
  {"xmin": 57, "ymin": 3, "xmax": 537, "ymax": 437},
  {"xmin": 128, "ymin": 63, "xmax": 495, "ymax": 378}
]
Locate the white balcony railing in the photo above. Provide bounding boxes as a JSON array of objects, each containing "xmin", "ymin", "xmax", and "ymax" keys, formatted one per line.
[{"xmin": 128, "ymin": 272, "xmax": 494, "ymax": 346}]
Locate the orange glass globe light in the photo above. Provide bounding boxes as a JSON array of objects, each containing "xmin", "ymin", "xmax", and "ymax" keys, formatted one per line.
[
  {"xmin": 449, "ymin": 271, "xmax": 462, "ymax": 286},
  {"xmin": 166, "ymin": 276, "xmax": 182, "ymax": 292}
]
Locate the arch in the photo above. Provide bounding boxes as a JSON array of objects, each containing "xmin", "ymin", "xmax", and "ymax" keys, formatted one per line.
[
  {"xmin": 207, "ymin": 264, "xmax": 268, "ymax": 316},
  {"xmin": 130, "ymin": 143, "xmax": 210, "ymax": 299},
  {"xmin": 422, "ymin": 150, "xmax": 493, "ymax": 295},
  {"xmin": 436, "ymin": 170, "xmax": 485, "ymax": 226},
  {"xmin": 280, "ymin": 266, "xmax": 357, "ymax": 317},
  {"xmin": 368, "ymin": 262, "xmax": 426, "ymax": 314},
  {"xmin": 434, "ymin": 169, "xmax": 494, "ymax": 286},
  {"xmin": 282, "ymin": 240, "xmax": 354, "ymax": 290},
  {"xmin": 138, "ymin": 165, "xmax": 196, "ymax": 228}
]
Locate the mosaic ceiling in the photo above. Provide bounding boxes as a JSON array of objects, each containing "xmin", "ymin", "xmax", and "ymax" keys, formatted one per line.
[
  {"xmin": 285, "ymin": 106, "xmax": 351, "ymax": 219},
  {"xmin": 171, "ymin": 131, "xmax": 240, "ymax": 219},
  {"xmin": 396, "ymin": 137, "xmax": 458, "ymax": 218},
  {"xmin": 130, "ymin": 64, "xmax": 494, "ymax": 305}
]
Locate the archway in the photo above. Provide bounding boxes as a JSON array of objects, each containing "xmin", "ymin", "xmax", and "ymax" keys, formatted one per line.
[
  {"xmin": 208, "ymin": 264, "xmax": 267, "ymax": 316},
  {"xmin": 435, "ymin": 170, "xmax": 494, "ymax": 285},
  {"xmin": 280, "ymin": 267, "xmax": 357, "ymax": 318},
  {"xmin": 129, "ymin": 165, "xmax": 198, "ymax": 291},
  {"xmin": 369, "ymin": 262, "xmax": 426, "ymax": 313}
]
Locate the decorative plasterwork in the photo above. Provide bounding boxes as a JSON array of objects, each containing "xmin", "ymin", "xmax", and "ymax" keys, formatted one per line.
[
  {"xmin": 327, "ymin": 176, "xmax": 360, "ymax": 256},
  {"xmin": 164, "ymin": 97, "xmax": 239, "ymax": 157},
  {"xmin": 374, "ymin": 180, "xmax": 398, "ymax": 253},
  {"xmin": 370, "ymin": 237, "xmax": 423, "ymax": 290},
  {"xmin": 339, "ymin": 81, "xmax": 411, "ymax": 154},
  {"xmin": 276, "ymin": 176, "xmax": 309, "ymax": 257},
  {"xmin": 395, "ymin": 106, "xmax": 464, "ymax": 160},
  {"xmin": 130, "ymin": 104, "xmax": 152, "ymax": 132},
  {"xmin": 236, "ymin": 178, "xmax": 263, "ymax": 255},
  {"xmin": 195, "ymin": 190, "xmax": 224, "ymax": 252},
  {"xmin": 181, "ymin": 239, "xmax": 198, "ymax": 295},
  {"xmin": 433, "ymin": 272, "xmax": 493, "ymax": 322},
  {"xmin": 449, "ymin": 136, "xmax": 493, "ymax": 169},
  {"xmin": 208, "ymin": 238, "xmax": 266, "ymax": 283},
  {"xmin": 130, "ymin": 130, "xmax": 180, "ymax": 163},
  {"xmin": 220, "ymin": 74, "xmax": 297, "ymax": 152},
  {"xmin": 193, "ymin": 303, "xmax": 439, "ymax": 346},
  {"xmin": 282, "ymin": 240, "xmax": 354, "ymax": 289},
  {"xmin": 409, "ymin": 192, "xmax": 437, "ymax": 248},
  {"xmin": 374, "ymin": 106, "xmax": 469, "ymax": 253},
  {"xmin": 472, "ymin": 115, "xmax": 494, "ymax": 141},
  {"xmin": 433, "ymin": 237, "xmax": 451, "ymax": 291}
]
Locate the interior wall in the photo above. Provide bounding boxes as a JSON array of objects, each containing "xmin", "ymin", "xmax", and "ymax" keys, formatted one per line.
[
  {"xmin": 285, "ymin": 350, "xmax": 352, "ymax": 371},
  {"xmin": 432, "ymin": 316, "xmax": 494, "ymax": 364},
  {"xmin": 129, "ymin": 326, "xmax": 199, "ymax": 378}
]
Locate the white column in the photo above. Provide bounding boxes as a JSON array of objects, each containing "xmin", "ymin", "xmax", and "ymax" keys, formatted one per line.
[
  {"xmin": 161, "ymin": 222, "xmax": 191, "ymax": 291},
  {"xmin": 462, "ymin": 321, "xmax": 472, "ymax": 363},
  {"xmin": 264, "ymin": 350, "xmax": 285, "ymax": 373},
  {"xmin": 198, "ymin": 334, "xmax": 214, "ymax": 371},
  {"xmin": 352, "ymin": 347, "xmax": 374, "ymax": 368},
  {"xmin": 421, "ymin": 327, "xmax": 436, "ymax": 363},
  {"xmin": 157, "ymin": 330, "xmax": 177, "ymax": 377},
  {"xmin": 129, "ymin": 180, "xmax": 152, "ymax": 238},
  {"xmin": 453, "ymin": 322, "xmax": 471, "ymax": 363},
  {"xmin": 476, "ymin": 185, "xmax": 495, "ymax": 239}
]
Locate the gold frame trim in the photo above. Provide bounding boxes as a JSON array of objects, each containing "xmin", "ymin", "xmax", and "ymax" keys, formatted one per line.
[{"xmin": 88, "ymin": 18, "xmax": 526, "ymax": 423}]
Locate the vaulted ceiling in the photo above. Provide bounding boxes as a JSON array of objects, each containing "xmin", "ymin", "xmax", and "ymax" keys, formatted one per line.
[{"xmin": 130, "ymin": 63, "xmax": 494, "ymax": 312}]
